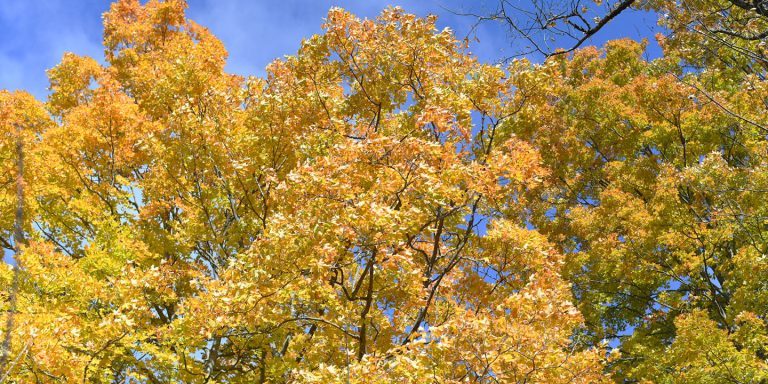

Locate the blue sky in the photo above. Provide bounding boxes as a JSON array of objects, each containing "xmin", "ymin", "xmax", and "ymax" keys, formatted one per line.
[{"xmin": 1, "ymin": 0, "xmax": 662, "ymax": 99}]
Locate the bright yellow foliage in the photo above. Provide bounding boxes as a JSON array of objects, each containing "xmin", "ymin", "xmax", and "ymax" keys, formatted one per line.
[
  {"xmin": 1, "ymin": 0, "xmax": 767, "ymax": 383},
  {"xmin": 0, "ymin": 1, "xmax": 609, "ymax": 383}
]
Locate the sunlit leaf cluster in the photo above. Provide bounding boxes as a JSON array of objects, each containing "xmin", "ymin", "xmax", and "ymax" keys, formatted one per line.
[{"xmin": 1, "ymin": 0, "xmax": 767, "ymax": 383}]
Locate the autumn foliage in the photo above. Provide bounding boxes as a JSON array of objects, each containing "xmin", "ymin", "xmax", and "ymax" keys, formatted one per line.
[{"xmin": 0, "ymin": 0, "xmax": 767, "ymax": 383}]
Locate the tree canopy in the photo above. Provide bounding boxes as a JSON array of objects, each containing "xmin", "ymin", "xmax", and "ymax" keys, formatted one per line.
[{"xmin": 0, "ymin": 0, "xmax": 767, "ymax": 383}]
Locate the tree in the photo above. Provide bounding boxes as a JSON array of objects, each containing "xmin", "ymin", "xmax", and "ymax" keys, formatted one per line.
[
  {"xmin": 467, "ymin": 0, "xmax": 768, "ymax": 65},
  {"xmin": 501, "ymin": 38, "xmax": 768, "ymax": 382},
  {"xmin": 0, "ymin": 1, "xmax": 609, "ymax": 382},
  {"xmin": 455, "ymin": 0, "xmax": 639, "ymax": 58},
  {"xmin": 464, "ymin": 0, "xmax": 768, "ymax": 382},
  {"xmin": 4, "ymin": 0, "xmax": 768, "ymax": 383}
]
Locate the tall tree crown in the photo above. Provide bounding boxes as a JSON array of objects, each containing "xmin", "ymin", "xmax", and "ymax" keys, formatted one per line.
[{"xmin": 1, "ymin": 0, "xmax": 767, "ymax": 383}]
